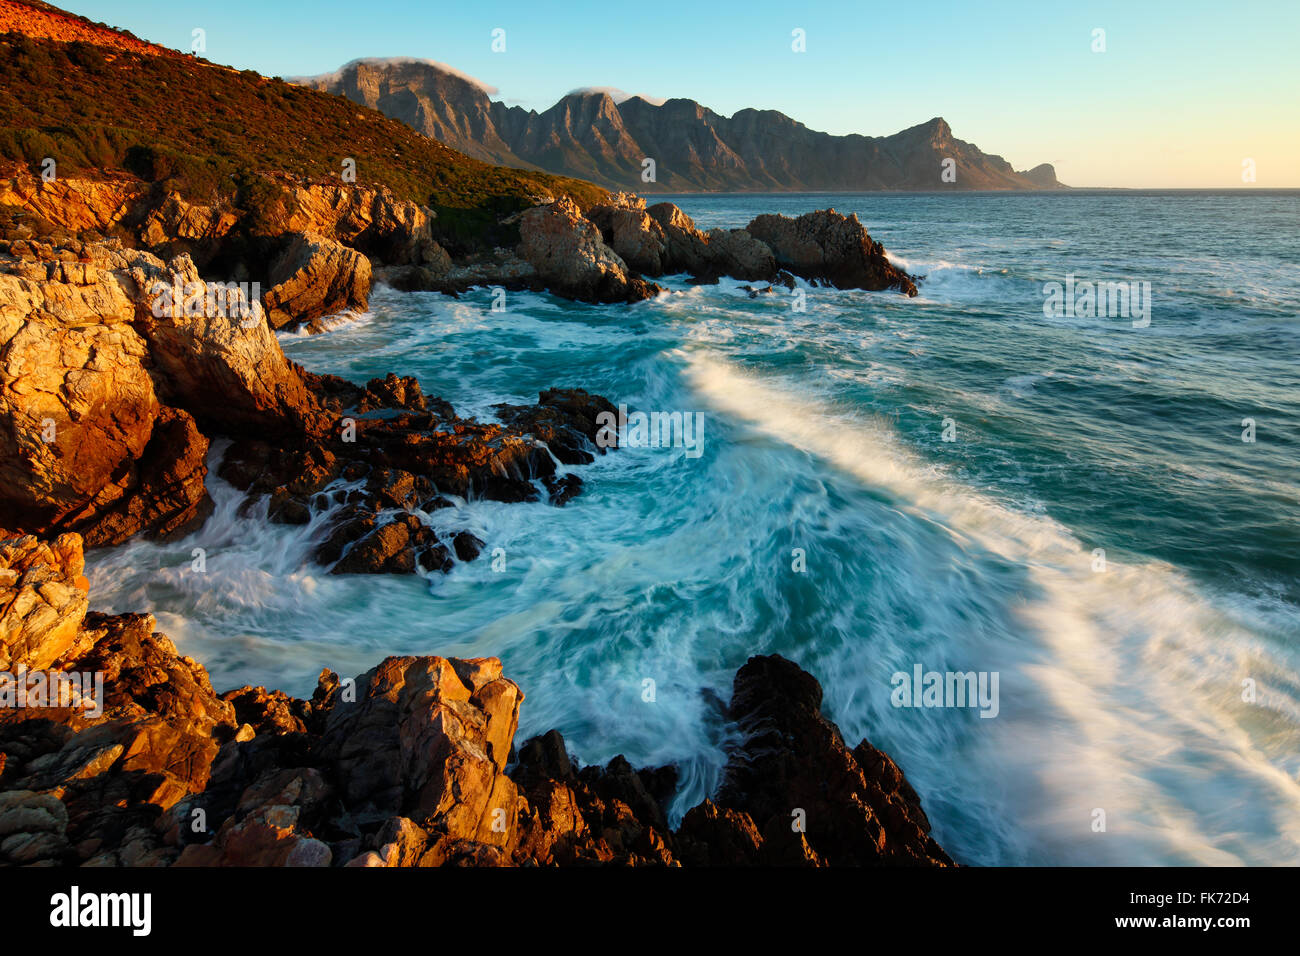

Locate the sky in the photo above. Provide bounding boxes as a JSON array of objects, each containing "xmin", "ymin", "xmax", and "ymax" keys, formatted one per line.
[{"xmin": 63, "ymin": 0, "xmax": 1300, "ymax": 188}]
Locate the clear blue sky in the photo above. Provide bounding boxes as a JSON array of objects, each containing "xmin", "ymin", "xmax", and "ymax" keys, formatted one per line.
[{"xmin": 63, "ymin": 0, "xmax": 1300, "ymax": 187}]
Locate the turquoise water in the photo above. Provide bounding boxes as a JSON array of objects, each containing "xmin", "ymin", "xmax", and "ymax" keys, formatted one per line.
[{"xmin": 89, "ymin": 191, "xmax": 1300, "ymax": 865}]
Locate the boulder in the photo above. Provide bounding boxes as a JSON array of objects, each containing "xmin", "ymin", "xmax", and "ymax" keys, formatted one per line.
[
  {"xmin": 0, "ymin": 265, "xmax": 164, "ymax": 537},
  {"xmin": 587, "ymin": 193, "xmax": 667, "ymax": 277},
  {"xmin": 127, "ymin": 248, "xmax": 326, "ymax": 437},
  {"xmin": 705, "ymin": 227, "xmax": 776, "ymax": 281},
  {"xmin": 73, "ymin": 405, "xmax": 213, "ymax": 548},
  {"xmin": 262, "ymin": 231, "xmax": 373, "ymax": 332},
  {"xmin": 517, "ymin": 197, "xmax": 660, "ymax": 304},
  {"xmin": 744, "ymin": 209, "xmax": 919, "ymax": 295},
  {"xmin": 646, "ymin": 202, "xmax": 712, "ymax": 275},
  {"xmin": 713, "ymin": 654, "xmax": 951, "ymax": 865}
]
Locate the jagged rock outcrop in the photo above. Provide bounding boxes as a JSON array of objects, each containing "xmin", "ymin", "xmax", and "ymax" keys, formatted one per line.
[
  {"xmin": 262, "ymin": 232, "xmax": 372, "ymax": 332},
  {"xmin": 710, "ymin": 655, "xmax": 951, "ymax": 865},
  {"xmin": 0, "ymin": 533, "xmax": 88, "ymax": 672},
  {"xmin": 0, "ymin": 235, "xmax": 324, "ymax": 543},
  {"xmin": 623, "ymin": 200, "xmax": 919, "ymax": 293},
  {"xmin": 646, "ymin": 202, "xmax": 713, "ymax": 274},
  {"xmin": 746, "ymin": 209, "xmax": 919, "ymax": 295},
  {"xmin": 517, "ymin": 196, "xmax": 660, "ymax": 304},
  {"xmin": 0, "ymin": 239, "xmax": 220, "ymax": 543},
  {"xmin": 221, "ymin": 378, "xmax": 613, "ymax": 575},
  {"xmin": 0, "ymin": 172, "xmax": 432, "ymax": 329},
  {"xmin": 586, "ymin": 193, "xmax": 667, "ymax": 276},
  {"xmin": 0, "ymin": 537, "xmax": 953, "ymax": 867}
]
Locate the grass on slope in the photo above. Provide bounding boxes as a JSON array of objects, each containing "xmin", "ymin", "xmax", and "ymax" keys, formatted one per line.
[{"xmin": 0, "ymin": 33, "xmax": 608, "ymax": 248}]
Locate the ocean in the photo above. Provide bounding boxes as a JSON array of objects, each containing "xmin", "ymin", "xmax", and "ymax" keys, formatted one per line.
[{"xmin": 87, "ymin": 190, "xmax": 1300, "ymax": 865}]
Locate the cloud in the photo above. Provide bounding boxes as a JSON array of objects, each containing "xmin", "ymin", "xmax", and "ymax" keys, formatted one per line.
[{"xmin": 567, "ymin": 86, "xmax": 666, "ymax": 106}]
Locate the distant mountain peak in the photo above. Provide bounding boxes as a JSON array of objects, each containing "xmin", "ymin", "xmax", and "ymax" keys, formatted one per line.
[
  {"xmin": 291, "ymin": 57, "xmax": 499, "ymax": 96},
  {"xmin": 296, "ymin": 60, "xmax": 1063, "ymax": 192},
  {"xmin": 567, "ymin": 86, "xmax": 666, "ymax": 106}
]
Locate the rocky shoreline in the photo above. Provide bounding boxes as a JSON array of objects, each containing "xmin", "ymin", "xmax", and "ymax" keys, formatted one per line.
[
  {"xmin": 0, "ymin": 160, "xmax": 945, "ymax": 866},
  {"xmin": 0, "ymin": 533, "xmax": 951, "ymax": 867},
  {"xmin": 3, "ymin": 170, "xmax": 918, "ymax": 321}
]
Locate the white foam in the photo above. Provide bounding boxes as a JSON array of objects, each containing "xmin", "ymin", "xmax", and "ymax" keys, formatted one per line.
[{"xmin": 683, "ymin": 350, "xmax": 1300, "ymax": 865}]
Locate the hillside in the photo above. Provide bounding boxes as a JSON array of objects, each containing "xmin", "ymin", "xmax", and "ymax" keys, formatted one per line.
[
  {"xmin": 0, "ymin": 0, "xmax": 167, "ymax": 55},
  {"xmin": 296, "ymin": 58, "xmax": 1063, "ymax": 192},
  {"xmin": 0, "ymin": 21, "xmax": 607, "ymax": 246}
]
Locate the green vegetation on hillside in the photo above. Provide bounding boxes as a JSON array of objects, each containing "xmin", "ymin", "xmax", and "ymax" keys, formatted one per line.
[{"xmin": 0, "ymin": 33, "xmax": 607, "ymax": 246}]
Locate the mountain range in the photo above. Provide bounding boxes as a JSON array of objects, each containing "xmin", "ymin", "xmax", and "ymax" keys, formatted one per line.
[{"xmin": 293, "ymin": 58, "xmax": 1062, "ymax": 192}]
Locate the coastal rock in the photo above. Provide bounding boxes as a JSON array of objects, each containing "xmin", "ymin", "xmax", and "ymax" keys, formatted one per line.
[
  {"xmin": 127, "ymin": 249, "xmax": 325, "ymax": 437},
  {"xmin": 73, "ymin": 405, "xmax": 212, "ymax": 548},
  {"xmin": 279, "ymin": 181, "xmax": 440, "ymax": 266},
  {"xmin": 2, "ymin": 226, "xmax": 623, "ymax": 551},
  {"xmin": 0, "ymin": 172, "xmax": 438, "ymax": 271},
  {"xmin": 642, "ymin": 203, "xmax": 778, "ymax": 282},
  {"xmin": 0, "ymin": 174, "xmax": 144, "ymax": 235},
  {"xmin": 704, "ymin": 227, "xmax": 776, "ymax": 281},
  {"xmin": 0, "ymin": 234, "xmax": 324, "ymax": 543},
  {"xmin": 0, "ymin": 544, "xmax": 952, "ymax": 868},
  {"xmin": 713, "ymin": 654, "xmax": 950, "ymax": 865},
  {"xmin": 0, "ymin": 533, "xmax": 89, "ymax": 672},
  {"xmin": 0, "ymin": 254, "xmax": 163, "ymax": 537},
  {"xmin": 136, "ymin": 193, "xmax": 240, "ymax": 251},
  {"xmin": 492, "ymin": 387, "xmax": 618, "ymax": 464},
  {"xmin": 518, "ymin": 197, "xmax": 661, "ymax": 304},
  {"xmin": 0, "ymin": 535, "xmax": 239, "ymax": 865},
  {"xmin": 262, "ymin": 231, "xmax": 373, "ymax": 332},
  {"xmin": 329, "ymin": 516, "xmax": 422, "ymax": 575},
  {"xmin": 313, "ymin": 656, "xmax": 522, "ymax": 843},
  {"xmin": 220, "ymin": 381, "xmax": 621, "ymax": 574},
  {"xmin": 586, "ymin": 193, "xmax": 667, "ymax": 277},
  {"xmin": 744, "ymin": 209, "xmax": 919, "ymax": 295},
  {"xmin": 646, "ymin": 202, "xmax": 712, "ymax": 275}
]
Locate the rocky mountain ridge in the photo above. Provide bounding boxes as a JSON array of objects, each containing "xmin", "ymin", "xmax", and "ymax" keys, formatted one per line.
[{"xmin": 296, "ymin": 58, "xmax": 1062, "ymax": 192}]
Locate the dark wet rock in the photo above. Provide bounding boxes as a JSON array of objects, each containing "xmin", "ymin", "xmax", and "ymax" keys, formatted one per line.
[
  {"xmin": 330, "ymin": 518, "xmax": 418, "ymax": 575},
  {"xmin": 267, "ymin": 487, "xmax": 311, "ymax": 525},
  {"xmin": 221, "ymin": 687, "xmax": 309, "ymax": 738},
  {"xmin": 418, "ymin": 544, "xmax": 455, "ymax": 574},
  {"xmin": 315, "ymin": 506, "xmax": 376, "ymax": 565},
  {"xmin": 542, "ymin": 473, "xmax": 583, "ymax": 505},
  {"xmin": 451, "ymin": 531, "xmax": 484, "ymax": 562},
  {"xmin": 494, "ymin": 388, "xmax": 619, "ymax": 464},
  {"xmin": 713, "ymin": 654, "xmax": 951, "ymax": 865},
  {"xmin": 745, "ymin": 209, "xmax": 919, "ymax": 295}
]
